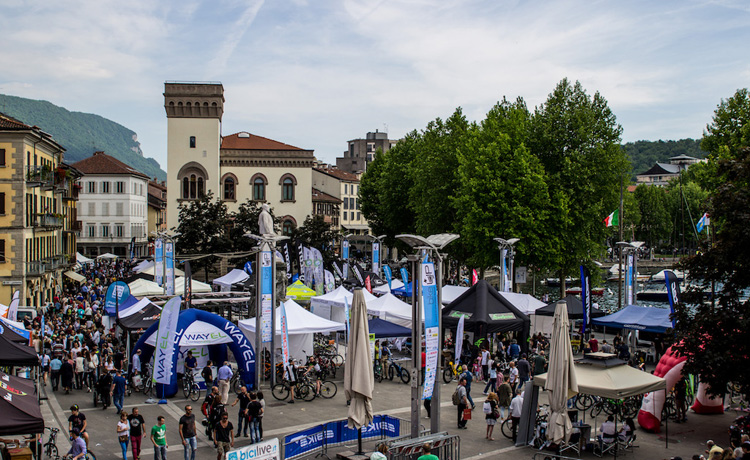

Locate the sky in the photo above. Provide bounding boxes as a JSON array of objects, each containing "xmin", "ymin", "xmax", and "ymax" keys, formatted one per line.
[{"xmin": 1, "ymin": 0, "xmax": 749, "ymax": 170}]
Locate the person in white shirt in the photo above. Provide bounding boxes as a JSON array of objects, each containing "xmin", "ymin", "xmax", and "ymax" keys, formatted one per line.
[
  {"xmin": 599, "ymin": 415, "xmax": 617, "ymax": 445},
  {"xmin": 480, "ymin": 348, "xmax": 490, "ymax": 381},
  {"xmin": 510, "ymin": 389, "xmax": 524, "ymax": 442}
]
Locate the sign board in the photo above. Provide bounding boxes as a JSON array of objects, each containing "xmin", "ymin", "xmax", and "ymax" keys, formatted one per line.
[
  {"xmin": 261, "ymin": 249, "xmax": 273, "ymax": 343},
  {"xmin": 227, "ymin": 438, "xmax": 279, "ymax": 460},
  {"xmin": 421, "ymin": 261, "xmax": 439, "ymax": 400},
  {"xmin": 514, "ymin": 266, "xmax": 527, "ymax": 284}
]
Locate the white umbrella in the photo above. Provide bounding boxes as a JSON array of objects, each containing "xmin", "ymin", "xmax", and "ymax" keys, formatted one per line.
[
  {"xmin": 544, "ymin": 300, "xmax": 578, "ymax": 444},
  {"xmin": 344, "ymin": 289, "xmax": 374, "ymax": 453}
]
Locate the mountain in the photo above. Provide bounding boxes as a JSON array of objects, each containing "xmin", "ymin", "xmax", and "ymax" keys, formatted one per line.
[
  {"xmin": 623, "ymin": 138, "xmax": 707, "ymax": 179},
  {"xmin": 0, "ymin": 94, "xmax": 165, "ymax": 180}
]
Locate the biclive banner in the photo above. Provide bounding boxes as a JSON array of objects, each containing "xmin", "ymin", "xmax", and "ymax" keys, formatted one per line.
[
  {"xmin": 165, "ymin": 241, "xmax": 175, "ymax": 296},
  {"xmin": 280, "ymin": 302, "xmax": 290, "ymax": 375},
  {"xmin": 261, "ymin": 249, "xmax": 273, "ymax": 343},
  {"xmin": 227, "ymin": 438, "xmax": 279, "ymax": 460},
  {"xmin": 421, "ymin": 261, "xmax": 439, "ymax": 400},
  {"xmin": 372, "ymin": 242, "xmax": 380, "ymax": 276},
  {"xmin": 153, "ymin": 296, "xmax": 182, "ymax": 385},
  {"xmin": 154, "ymin": 238, "xmax": 164, "ymax": 286}
]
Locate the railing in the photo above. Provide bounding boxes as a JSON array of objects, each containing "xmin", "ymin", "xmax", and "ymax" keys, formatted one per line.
[
  {"xmin": 386, "ymin": 432, "xmax": 461, "ymax": 460},
  {"xmin": 35, "ymin": 214, "xmax": 63, "ymax": 228},
  {"xmin": 25, "ymin": 165, "xmax": 53, "ymax": 185},
  {"xmin": 26, "ymin": 261, "xmax": 46, "ymax": 275}
]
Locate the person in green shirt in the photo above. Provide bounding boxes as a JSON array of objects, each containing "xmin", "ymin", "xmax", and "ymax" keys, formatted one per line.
[
  {"xmin": 532, "ymin": 351, "xmax": 547, "ymax": 376},
  {"xmin": 150, "ymin": 416, "xmax": 168, "ymax": 460},
  {"xmin": 416, "ymin": 442, "xmax": 439, "ymax": 460}
]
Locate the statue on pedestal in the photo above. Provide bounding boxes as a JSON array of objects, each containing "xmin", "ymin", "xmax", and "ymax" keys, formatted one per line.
[{"xmin": 259, "ymin": 203, "xmax": 276, "ymax": 237}]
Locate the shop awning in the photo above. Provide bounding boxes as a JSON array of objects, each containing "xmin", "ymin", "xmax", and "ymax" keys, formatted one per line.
[{"xmin": 64, "ymin": 271, "xmax": 86, "ymax": 283}]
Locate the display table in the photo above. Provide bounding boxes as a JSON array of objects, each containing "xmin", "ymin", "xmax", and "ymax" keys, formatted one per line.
[{"xmin": 5, "ymin": 447, "xmax": 33, "ymax": 460}]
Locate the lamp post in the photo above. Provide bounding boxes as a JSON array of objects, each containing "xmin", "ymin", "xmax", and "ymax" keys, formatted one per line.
[
  {"xmin": 616, "ymin": 241, "xmax": 644, "ymax": 308},
  {"xmin": 395, "ymin": 233, "xmax": 459, "ymax": 437},
  {"xmin": 154, "ymin": 231, "xmax": 181, "ymax": 297},
  {"xmin": 493, "ymin": 237, "xmax": 520, "ymax": 293}
]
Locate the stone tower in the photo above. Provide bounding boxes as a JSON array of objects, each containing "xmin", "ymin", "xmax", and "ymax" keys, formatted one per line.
[{"xmin": 164, "ymin": 82, "xmax": 224, "ymax": 230}]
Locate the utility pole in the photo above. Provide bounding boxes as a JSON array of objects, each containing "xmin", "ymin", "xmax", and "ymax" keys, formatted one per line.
[{"xmin": 618, "ymin": 176, "xmax": 624, "ymax": 310}]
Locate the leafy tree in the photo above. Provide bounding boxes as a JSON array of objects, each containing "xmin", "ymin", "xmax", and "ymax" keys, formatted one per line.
[
  {"xmin": 292, "ymin": 215, "xmax": 339, "ymax": 267},
  {"xmin": 455, "ymin": 98, "xmax": 553, "ymax": 271},
  {"xmin": 664, "ymin": 178, "xmax": 709, "ymax": 252},
  {"xmin": 528, "ymin": 79, "xmax": 630, "ymax": 292},
  {"xmin": 672, "ymin": 147, "xmax": 750, "ymax": 398},
  {"xmin": 226, "ymin": 199, "xmax": 279, "ymax": 253},
  {"xmin": 633, "ymin": 184, "xmax": 671, "ymax": 248},
  {"xmin": 174, "ymin": 192, "xmax": 229, "ymax": 282}
]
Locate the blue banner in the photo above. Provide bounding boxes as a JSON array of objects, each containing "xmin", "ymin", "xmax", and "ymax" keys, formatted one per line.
[
  {"xmin": 400, "ymin": 267, "xmax": 409, "ymax": 285},
  {"xmin": 372, "ymin": 242, "xmax": 380, "ymax": 275},
  {"xmin": 165, "ymin": 241, "xmax": 175, "ymax": 296},
  {"xmin": 154, "ymin": 238, "xmax": 163, "ymax": 286},
  {"xmin": 261, "ymin": 250, "xmax": 273, "ymax": 343},
  {"xmin": 383, "ymin": 265, "xmax": 393, "ymax": 290},
  {"xmin": 664, "ymin": 270, "xmax": 681, "ymax": 328},
  {"xmin": 244, "ymin": 261, "xmax": 253, "ymax": 275},
  {"xmin": 625, "ymin": 253, "xmax": 634, "ymax": 305},
  {"xmin": 105, "ymin": 281, "xmax": 130, "ymax": 316},
  {"xmin": 421, "ymin": 261, "xmax": 439, "ymax": 400},
  {"xmin": 580, "ymin": 265, "xmax": 591, "ymax": 334},
  {"xmin": 342, "ymin": 240, "xmax": 349, "ymax": 260},
  {"xmin": 283, "ymin": 424, "xmax": 330, "ymax": 459},
  {"xmin": 283, "ymin": 416, "xmax": 400, "ymax": 459}
]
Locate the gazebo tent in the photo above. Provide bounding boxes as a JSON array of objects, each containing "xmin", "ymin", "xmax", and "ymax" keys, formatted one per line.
[
  {"xmin": 373, "ymin": 279, "xmax": 404, "ymax": 295},
  {"xmin": 286, "ymin": 280, "xmax": 317, "ymax": 303},
  {"xmin": 592, "ymin": 305, "xmax": 673, "ymax": 333},
  {"xmin": 0, "ymin": 370, "xmax": 44, "ymax": 435},
  {"xmin": 366, "ymin": 293, "xmax": 414, "ymax": 328},
  {"xmin": 0, "ymin": 320, "xmax": 31, "ymax": 344},
  {"xmin": 64, "ymin": 270, "xmax": 86, "ymax": 284},
  {"xmin": 535, "ymin": 295, "xmax": 606, "ymax": 319},
  {"xmin": 499, "ymin": 292, "xmax": 547, "ymax": 316},
  {"xmin": 441, "ymin": 285, "xmax": 469, "ymax": 305},
  {"xmin": 128, "ymin": 278, "xmax": 164, "ymax": 297},
  {"xmin": 239, "ymin": 299, "xmax": 345, "ymax": 362},
  {"xmin": 310, "ymin": 286, "xmax": 377, "ymax": 323},
  {"xmin": 0, "ymin": 331, "xmax": 38, "ymax": 366},
  {"xmin": 442, "ymin": 280, "xmax": 530, "ymax": 344},
  {"xmin": 0, "ymin": 317, "xmax": 30, "ymax": 341},
  {"xmin": 213, "ymin": 269, "xmax": 250, "ymax": 292},
  {"xmin": 368, "ymin": 318, "xmax": 411, "ymax": 338},
  {"xmin": 97, "ymin": 252, "xmax": 118, "ymax": 260},
  {"xmin": 133, "ymin": 260, "xmax": 154, "ymax": 273},
  {"xmin": 175, "ymin": 277, "xmax": 212, "ymax": 294},
  {"xmin": 117, "ymin": 296, "xmax": 162, "ymax": 330},
  {"xmin": 140, "ymin": 264, "xmax": 185, "ymax": 277},
  {"xmin": 76, "ymin": 252, "xmax": 93, "ymax": 264}
]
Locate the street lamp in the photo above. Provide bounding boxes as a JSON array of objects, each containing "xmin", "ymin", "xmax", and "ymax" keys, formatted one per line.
[
  {"xmin": 493, "ymin": 237, "xmax": 520, "ymax": 293},
  {"xmin": 395, "ymin": 233, "xmax": 459, "ymax": 437},
  {"xmin": 616, "ymin": 241, "xmax": 644, "ymax": 308}
]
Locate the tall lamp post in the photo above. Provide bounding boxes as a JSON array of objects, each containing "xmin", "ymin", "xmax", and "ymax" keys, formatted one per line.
[
  {"xmin": 396, "ymin": 233, "xmax": 459, "ymax": 437},
  {"xmin": 341, "ymin": 233, "xmax": 352, "ymax": 281},
  {"xmin": 616, "ymin": 241, "xmax": 644, "ymax": 308},
  {"xmin": 493, "ymin": 237, "xmax": 520, "ymax": 293}
]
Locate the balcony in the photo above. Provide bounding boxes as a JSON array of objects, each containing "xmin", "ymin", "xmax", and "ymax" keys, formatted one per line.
[
  {"xmin": 34, "ymin": 213, "xmax": 64, "ymax": 228},
  {"xmin": 26, "ymin": 165, "xmax": 54, "ymax": 188},
  {"xmin": 46, "ymin": 254, "xmax": 70, "ymax": 270},
  {"xmin": 26, "ymin": 261, "xmax": 46, "ymax": 276},
  {"xmin": 72, "ymin": 220, "xmax": 82, "ymax": 231}
]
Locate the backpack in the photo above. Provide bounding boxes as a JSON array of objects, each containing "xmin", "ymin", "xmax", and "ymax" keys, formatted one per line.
[
  {"xmin": 452, "ymin": 387, "xmax": 461, "ymax": 406},
  {"xmin": 483, "ymin": 401, "xmax": 492, "ymax": 414}
]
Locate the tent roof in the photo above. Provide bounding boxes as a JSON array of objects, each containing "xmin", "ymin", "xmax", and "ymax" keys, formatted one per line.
[
  {"xmin": 392, "ymin": 281, "xmax": 412, "ymax": 297},
  {"xmin": 367, "ymin": 293, "xmax": 412, "ymax": 320},
  {"xmin": 442, "ymin": 280, "xmax": 530, "ymax": 333},
  {"xmin": 286, "ymin": 280, "xmax": 317, "ymax": 301},
  {"xmin": 592, "ymin": 305, "xmax": 673, "ymax": 333},
  {"xmin": 442, "ymin": 285, "xmax": 468, "ymax": 305},
  {"xmin": 534, "ymin": 361, "xmax": 667, "ymax": 399},
  {"xmin": 133, "ymin": 260, "xmax": 154, "ymax": 273},
  {"xmin": 64, "ymin": 270, "xmax": 86, "ymax": 283},
  {"xmin": 212, "ymin": 269, "xmax": 250, "ymax": 288},
  {"xmin": 76, "ymin": 252, "xmax": 93, "ymax": 264},
  {"xmin": 0, "ymin": 319, "xmax": 29, "ymax": 344},
  {"xmin": 117, "ymin": 296, "xmax": 162, "ymax": 330},
  {"xmin": 97, "ymin": 252, "xmax": 118, "ymax": 259},
  {"xmin": 311, "ymin": 286, "xmax": 377, "ymax": 309},
  {"xmin": 0, "ymin": 330, "xmax": 38, "ymax": 366},
  {"xmin": 175, "ymin": 277, "xmax": 212, "ymax": 294},
  {"xmin": 373, "ymin": 279, "xmax": 404, "ymax": 295},
  {"xmin": 0, "ymin": 371, "xmax": 44, "ymax": 435},
  {"xmin": 140, "ymin": 264, "xmax": 185, "ymax": 277},
  {"xmin": 128, "ymin": 278, "xmax": 164, "ymax": 297},
  {"xmin": 368, "ymin": 317, "xmax": 411, "ymax": 338},
  {"xmin": 535, "ymin": 295, "xmax": 606, "ymax": 319},
  {"xmin": 239, "ymin": 299, "xmax": 345, "ymax": 335},
  {"xmin": 498, "ymin": 291, "xmax": 547, "ymax": 315}
]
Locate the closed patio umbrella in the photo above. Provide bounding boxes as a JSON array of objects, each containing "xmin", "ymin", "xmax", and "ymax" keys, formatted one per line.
[
  {"xmin": 544, "ymin": 300, "xmax": 578, "ymax": 444},
  {"xmin": 344, "ymin": 288, "xmax": 374, "ymax": 454}
]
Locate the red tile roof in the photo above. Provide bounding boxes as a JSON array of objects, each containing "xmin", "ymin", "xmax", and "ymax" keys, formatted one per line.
[
  {"xmin": 314, "ymin": 167, "xmax": 359, "ymax": 182},
  {"xmin": 0, "ymin": 112, "xmax": 32, "ymax": 129},
  {"xmin": 221, "ymin": 132, "xmax": 304, "ymax": 151},
  {"xmin": 312, "ymin": 188, "xmax": 342, "ymax": 203},
  {"xmin": 71, "ymin": 151, "xmax": 150, "ymax": 179}
]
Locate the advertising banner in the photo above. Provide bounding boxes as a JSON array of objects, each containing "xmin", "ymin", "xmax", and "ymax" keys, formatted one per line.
[
  {"xmin": 625, "ymin": 253, "xmax": 635, "ymax": 306},
  {"xmin": 283, "ymin": 416, "xmax": 400, "ymax": 459},
  {"xmin": 165, "ymin": 241, "xmax": 175, "ymax": 296},
  {"xmin": 7, "ymin": 290, "xmax": 20, "ymax": 322},
  {"xmin": 227, "ymin": 438, "xmax": 279, "ymax": 460},
  {"xmin": 501, "ymin": 249, "xmax": 511, "ymax": 292},
  {"xmin": 280, "ymin": 302, "xmax": 290, "ymax": 375},
  {"xmin": 184, "ymin": 261, "xmax": 193, "ymax": 309},
  {"xmin": 105, "ymin": 281, "xmax": 130, "ymax": 316},
  {"xmin": 664, "ymin": 270, "xmax": 681, "ymax": 328},
  {"xmin": 580, "ymin": 265, "xmax": 591, "ymax": 334},
  {"xmin": 261, "ymin": 249, "xmax": 273, "ymax": 343},
  {"xmin": 153, "ymin": 296, "xmax": 182, "ymax": 385},
  {"xmin": 342, "ymin": 240, "xmax": 349, "ymax": 279},
  {"xmin": 421, "ymin": 261, "xmax": 439, "ymax": 400},
  {"xmin": 283, "ymin": 424, "xmax": 330, "ymax": 459},
  {"xmin": 455, "ymin": 314, "xmax": 465, "ymax": 365},
  {"xmin": 383, "ymin": 265, "xmax": 393, "ymax": 290},
  {"xmin": 400, "ymin": 267, "xmax": 409, "ymax": 285},
  {"xmin": 324, "ymin": 270, "xmax": 335, "ymax": 293},
  {"xmin": 372, "ymin": 242, "xmax": 380, "ymax": 276},
  {"xmin": 154, "ymin": 238, "xmax": 164, "ymax": 286}
]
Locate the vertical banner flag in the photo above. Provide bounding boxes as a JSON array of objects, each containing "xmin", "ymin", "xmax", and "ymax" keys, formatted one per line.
[
  {"xmin": 372, "ymin": 242, "xmax": 380, "ymax": 276},
  {"xmin": 696, "ymin": 212, "xmax": 710, "ymax": 233},
  {"xmin": 129, "ymin": 236, "xmax": 136, "ymax": 260},
  {"xmin": 664, "ymin": 270, "xmax": 681, "ymax": 328},
  {"xmin": 625, "ymin": 252, "xmax": 635, "ymax": 306},
  {"xmin": 324, "ymin": 270, "xmax": 335, "ymax": 293},
  {"xmin": 297, "ymin": 243, "xmax": 305, "ymax": 280},
  {"xmin": 421, "ymin": 260, "xmax": 439, "ymax": 400},
  {"xmin": 153, "ymin": 296, "xmax": 182, "ymax": 385},
  {"xmin": 332, "ymin": 260, "xmax": 344, "ymax": 279},
  {"xmin": 303, "ymin": 247, "xmax": 314, "ymax": 288},
  {"xmin": 365, "ymin": 276, "xmax": 372, "ymax": 294},
  {"xmin": 344, "ymin": 297, "xmax": 350, "ymax": 338},
  {"xmin": 501, "ymin": 249, "xmax": 511, "ymax": 292},
  {"xmin": 383, "ymin": 265, "xmax": 393, "ymax": 291},
  {"xmin": 7, "ymin": 290, "xmax": 20, "ymax": 321},
  {"xmin": 352, "ymin": 264, "xmax": 365, "ymax": 287},
  {"xmin": 261, "ymin": 249, "xmax": 273, "ymax": 343},
  {"xmin": 472, "ymin": 269, "xmax": 479, "ymax": 286},
  {"xmin": 184, "ymin": 260, "xmax": 193, "ymax": 309},
  {"xmin": 455, "ymin": 314, "xmax": 465, "ymax": 365},
  {"xmin": 580, "ymin": 265, "xmax": 591, "ymax": 334},
  {"xmin": 400, "ymin": 267, "xmax": 409, "ymax": 285},
  {"xmin": 154, "ymin": 238, "xmax": 164, "ymax": 286},
  {"xmin": 165, "ymin": 240, "xmax": 175, "ymax": 296},
  {"xmin": 312, "ymin": 248, "xmax": 325, "ymax": 294},
  {"xmin": 105, "ymin": 281, "xmax": 130, "ymax": 316},
  {"xmin": 244, "ymin": 261, "xmax": 253, "ymax": 275},
  {"xmin": 279, "ymin": 241, "xmax": 292, "ymax": 281},
  {"xmin": 342, "ymin": 240, "xmax": 350, "ymax": 279},
  {"xmin": 280, "ymin": 302, "xmax": 291, "ymax": 376}
]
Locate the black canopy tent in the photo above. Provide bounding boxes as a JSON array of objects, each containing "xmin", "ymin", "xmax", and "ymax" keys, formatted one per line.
[
  {"xmin": 0, "ymin": 370, "xmax": 44, "ymax": 435},
  {"xmin": 0, "ymin": 332, "xmax": 39, "ymax": 367},
  {"xmin": 442, "ymin": 280, "xmax": 530, "ymax": 349},
  {"xmin": 118, "ymin": 297, "xmax": 163, "ymax": 331},
  {"xmin": 534, "ymin": 294, "xmax": 606, "ymax": 319},
  {"xmin": 0, "ymin": 322, "xmax": 29, "ymax": 344}
]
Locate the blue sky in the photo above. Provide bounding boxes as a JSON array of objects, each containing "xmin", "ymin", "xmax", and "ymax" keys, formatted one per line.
[{"xmin": 1, "ymin": 0, "xmax": 748, "ymax": 170}]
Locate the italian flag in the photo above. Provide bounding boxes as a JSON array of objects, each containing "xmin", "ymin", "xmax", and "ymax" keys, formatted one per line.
[{"xmin": 603, "ymin": 209, "xmax": 619, "ymax": 227}]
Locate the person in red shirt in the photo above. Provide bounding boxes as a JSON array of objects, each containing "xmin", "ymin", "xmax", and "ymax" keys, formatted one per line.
[{"xmin": 588, "ymin": 334, "xmax": 599, "ymax": 353}]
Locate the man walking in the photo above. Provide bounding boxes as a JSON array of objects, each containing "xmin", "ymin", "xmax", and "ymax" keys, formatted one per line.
[
  {"xmin": 150, "ymin": 416, "xmax": 168, "ymax": 460},
  {"xmin": 110, "ymin": 369, "xmax": 127, "ymax": 414},
  {"xmin": 128, "ymin": 407, "xmax": 145, "ymax": 460},
  {"xmin": 532, "ymin": 351, "xmax": 547, "ymax": 377},
  {"xmin": 459, "ymin": 365, "xmax": 475, "ymax": 409},
  {"xmin": 216, "ymin": 361, "xmax": 232, "ymax": 404},
  {"xmin": 247, "ymin": 392, "xmax": 263, "ymax": 443},
  {"xmin": 510, "ymin": 389, "xmax": 524, "ymax": 443},
  {"xmin": 179, "ymin": 405, "xmax": 197, "ymax": 460},
  {"xmin": 50, "ymin": 355, "xmax": 62, "ymax": 391},
  {"xmin": 516, "ymin": 354, "xmax": 531, "ymax": 392},
  {"xmin": 456, "ymin": 378, "xmax": 469, "ymax": 429},
  {"xmin": 213, "ymin": 412, "xmax": 234, "ymax": 460},
  {"xmin": 230, "ymin": 387, "xmax": 250, "ymax": 437}
]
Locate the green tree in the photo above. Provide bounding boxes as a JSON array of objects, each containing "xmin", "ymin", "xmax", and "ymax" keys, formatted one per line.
[
  {"xmin": 226, "ymin": 199, "xmax": 279, "ymax": 253},
  {"xmin": 292, "ymin": 215, "xmax": 339, "ymax": 267},
  {"xmin": 174, "ymin": 192, "xmax": 230, "ymax": 282},
  {"xmin": 528, "ymin": 79, "xmax": 630, "ymax": 293},
  {"xmin": 633, "ymin": 184, "xmax": 671, "ymax": 249},
  {"xmin": 455, "ymin": 98, "xmax": 553, "ymax": 271},
  {"xmin": 672, "ymin": 147, "xmax": 750, "ymax": 398},
  {"xmin": 664, "ymin": 177, "xmax": 709, "ymax": 252}
]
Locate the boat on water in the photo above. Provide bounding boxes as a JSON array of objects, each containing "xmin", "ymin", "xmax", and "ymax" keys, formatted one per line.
[
  {"xmin": 606, "ymin": 264, "xmax": 650, "ymax": 282},
  {"xmin": 650, "ymin": 269, "xmax": 685, "ymax": 282},
  {"xmin": 566, "ymin": 286, "xmax": 605, "ymax": 296},
  {"xmin": 636, "ymin": 289, "xmax": 670, "ymax": 302},
  {"xmin": 543, "ymin": 277, "xmax": 576, "ymax": 287}
]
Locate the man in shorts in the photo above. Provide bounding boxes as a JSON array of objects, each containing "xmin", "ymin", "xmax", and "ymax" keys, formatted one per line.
[
  {"xmin": 68, "ymin": 405, "xmax": 89, "ymax": 445},
  {"xmin": 213, "ymin": 412, "xmax": 234, "ymax": 460}
]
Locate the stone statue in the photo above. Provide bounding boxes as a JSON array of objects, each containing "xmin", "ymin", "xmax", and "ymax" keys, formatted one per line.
[{"xmin": 258, "ymin": 203, "xmax": 276, "ymax": 236}]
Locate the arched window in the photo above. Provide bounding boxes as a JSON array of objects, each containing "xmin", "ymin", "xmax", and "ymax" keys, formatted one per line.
[
  {"xmin": 282, "ymin": 219, "xmax": 295, "ymax": 236},
  {"xmin": 223, "ymin": 176, "xmax": 235, "ymax": 200},
  {"xmin": 177, "ymin": 162, "xmax": 209, "ymax": 201},
  {"xmin": 279, "ymin": 173, "xmax": 297, "ymax": 202},
  {"xmin": 197, "ymin": 177, "xmax": 204, "ymax": 197},
  {"xmin": 182, "ymin": 177, "xmax": 189, "ymax": 199},
  {"xmin": 251, "ymin": 173, "xmax": 268, "ymax": 201}
]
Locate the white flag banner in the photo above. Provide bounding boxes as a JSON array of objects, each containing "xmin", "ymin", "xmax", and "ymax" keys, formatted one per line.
[
  {"xmin": 153, "ymin": 296, "xmax": 182, "ymax": 385},
  {"xmin": 280, "ymin": 302, "xmax": 291, "ymax": 375},
  {"xmin": 455, "ymin": 315, "xmax": 465, "ymax": 365},
  {"xmin": 7, "ymin": 290, "xmax": 20, "ymax": 322}
]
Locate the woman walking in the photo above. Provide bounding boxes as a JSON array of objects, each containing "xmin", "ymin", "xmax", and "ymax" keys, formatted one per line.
[
  {"xmin": 117, "ymin": 411, "xmax": 130, "ymax": 460},
  {"xmin": 484, "ymin": 392, "xmax": 500, "ymax": 440},
  {"xmin": 483, "ymin": 359, "xmax": 498, "ymax": 394},
  {"xmin": 497, "ymin": 375, "xmax": 512, "ymax": 421}
]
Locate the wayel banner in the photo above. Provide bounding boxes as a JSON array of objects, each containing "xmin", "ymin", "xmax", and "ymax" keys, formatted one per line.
[
  {"xmin": 165, "ymin": 241, "xmax": 175, "ymax": 296},
  {"xmin": 664, "ymin": 270, "xmax": 681, "ymax": 328},
  {"xmin": 580, "ymin": 265, "xmax": 591, "ymax": 334},
  {"xmin": 154, "ymin": 238, "xmax": 164, "ymax": 286},
  {"xmin": 153, "ymin": 296, "xmax": 182, "ymax": 385},
  {"xmin": 261, "ymin": 249, "xmax": 273, "ymax": 343},
  {"xmin": 421, "ymin": 260, "xmax": 439, "ymax": 400},
  {"xmin": 372, "ymin": 242, "xmax": 380, "ymax": 275}
]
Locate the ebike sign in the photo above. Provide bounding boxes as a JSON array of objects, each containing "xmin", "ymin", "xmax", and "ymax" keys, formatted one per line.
[
  {"xmin": 227, "ymin": 438, "xmax": 279, "ymax": 460},
  {"xmin": 284, "ymin": 416, "xmax": 401, "ymax": 458}
]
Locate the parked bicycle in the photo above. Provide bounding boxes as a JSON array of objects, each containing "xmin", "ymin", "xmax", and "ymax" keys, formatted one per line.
[
  {"xmin": 182, "ymin": 370, "xmax": 201, "ymax": 401},
  {"xmin": 271, "ymin": 378, "xmax": 315, "ymax": 402},
  {"xmin": 442, "ymin": 360, "xmax": 461, "ymax": 384},
  {"xmin": 387, "ymin": 357, "xmax": 411, "ymax": 384}
]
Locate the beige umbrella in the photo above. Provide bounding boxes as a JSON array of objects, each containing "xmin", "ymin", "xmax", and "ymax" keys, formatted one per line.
[
  {"xmin": 345, "ymin": 288, "xmax": 374, "ymax": 431},
  {"xmin": 544, "ymin": 300, "xmax": 579, "ymax": 444}
]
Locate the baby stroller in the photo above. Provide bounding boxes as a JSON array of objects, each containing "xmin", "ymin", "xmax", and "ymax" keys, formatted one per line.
[{"xmin": 92, "ymin": 372, "xmax": 112, "ymax": 408}]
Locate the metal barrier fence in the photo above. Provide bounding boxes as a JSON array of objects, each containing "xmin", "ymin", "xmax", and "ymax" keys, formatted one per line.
[
  {"xmin": 283, "ymin": 415, "xmax": 416, "ymax": 459},
  {"xmin": 385, "ymin": 432, "xmax": 460, "ymax": 460}
]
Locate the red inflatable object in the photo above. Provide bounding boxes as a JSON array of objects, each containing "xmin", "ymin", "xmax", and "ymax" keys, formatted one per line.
[
  {"xmin": 638, "ymin": 346, "xmax": 686, "ymax": 433},
  {"xmin": 691, "ymin": 382, "xmax": 724, "ymax": 414}
]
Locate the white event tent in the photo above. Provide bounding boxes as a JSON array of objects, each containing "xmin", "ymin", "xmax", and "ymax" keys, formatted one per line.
[
  {"xmin": 175, "ymin": 277, "xmax": 212, "ymax": 294},
  {"xmin": 76, "ymin": 252, "xmax": 94, "ymax": 264},
  {"xmin": 129, "ymin": 278, "xmax": 164, "ymax": 297},
  {"xmin": 140, "ymin": 265, "xmax": 185, "ymax": 277},
  {"xmin": 442, "ymin": 285, "xmax": 469, "ymax": 305},
  {"xmin": 239, "ymin": 299, "xmax": 345, "ymax": 362},
  {"xmin": 366, "ymin": 293, "xmax": 415, "ymax": 328},
  {"xmin": 212, "ymin": 269, "xmax": 250, "ymax": 292},
  {"xmin": 373, "ymin": 279, "xmax": 404, "ymax": 295},
  {"xmin": 133, "ymin": 260, "xmax": 154, "ymax": 273},
  {"xmin": 310, "ymin": 286, "xmax": 377, "ymax": 323}
]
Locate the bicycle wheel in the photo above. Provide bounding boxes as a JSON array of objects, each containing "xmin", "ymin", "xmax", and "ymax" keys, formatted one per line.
[
  {"xmin": 85, "ymin": 451, "xmax": 96, "ymax": 460},
  {"xmin": 272, "ymin": 383, "xmax": 289, "ymax": 401},
  {"xmin": 320, "ymin": 381, "xmax": 338, "ymax": 399},
  {"xmin": 300, "ymin": 384, "xmax": 316, "ymax": 401},
  {"xmin": 443, "ymin": 368, "xmax": 453, "ymax": 384},
  {"xmin": 388, "ymin": 365, "xmax": 395, "ymax": 381},
  {"xmin": 500, "ymin": 419, "xmax": 513, "ymax": 439},
  {"xmin": 182, "ymin": 379, "xmax": 191, "ymax": 399},
  {"xmin": 232, "ymin": 377, "xmax": 245, "ymax": 395},
  {"xmin": 400, "ymin": 368, "xmax": 411, "ymax": 384},
  {"xmin": 45, "ymin": 444, "xmax": 57, "ymax": 458},
  {"xmin": 331, "ymin": 354, "xmax": 344, "ymax": 367},
  {"xmin": 189, "ymin": 383, "xmax": 201, "ymax": 402}
]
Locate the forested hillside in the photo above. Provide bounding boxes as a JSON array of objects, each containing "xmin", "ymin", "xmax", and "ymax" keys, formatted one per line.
[
  {"xmin": 0, "ymin": 94, "xmax": 165, "ymax": 180},
  {"xmin": 623, "ymin": 138, "xmax": 706, "ymax": 178}
]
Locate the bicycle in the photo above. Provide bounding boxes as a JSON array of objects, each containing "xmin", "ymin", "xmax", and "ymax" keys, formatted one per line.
[
  {"xmin": 43, "ymin": 427, "xmax": 60, "ymax": 458},
  {"xmin": 387, "ymin": 357, "xmax": 411, "ymax": 384},
  {"xmin": 271, "ymin": 378, "xmax": 315, "ymax": 402},
  {"xmin": 182, "ymin": 370, "xmax": 201, "ymax": 402},
  {"xmin": 318, "ymin": 379, "xmax": 338, "ymax": 399},
  {"xmin": 231, "ymin": 368, "xmax": 247, "ymax": 395},
  {"xmin": 442, "ymin": 361, "xmax": 461, "ymax": 384}
]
